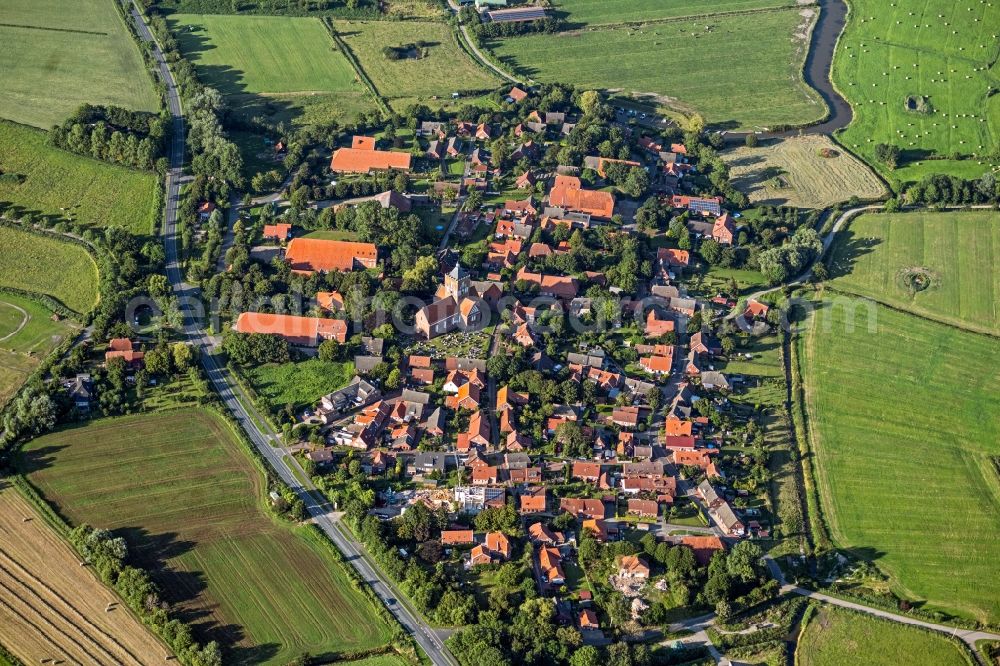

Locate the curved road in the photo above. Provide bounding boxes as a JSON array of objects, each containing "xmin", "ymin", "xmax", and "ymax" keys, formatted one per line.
[{"xmin": 129, "ymin": 6, "xmax": 456, "ymax": 665}]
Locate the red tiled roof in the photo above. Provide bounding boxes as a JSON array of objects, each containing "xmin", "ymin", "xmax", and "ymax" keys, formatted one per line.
[
  {"xmin": 285, "ymin": 238, "xmax": 378, "ymax": 273},
  {"xmin": 548, "ymin": 175, "xmax": 615, "ymax": 219},
  {"xmin": 442, "ymin": 529, "xmax": 475, "ymax": 545},
  {"xmin": 235, "ymin": 312, "xmax": 347, "ymax": 345},
  {"xmin": 331, "ymin": 142, "xmax": 411, "ymax": 173},
  {"xmin": 263, "ymin": 223, "xmax": 291, "ymax": 240}
]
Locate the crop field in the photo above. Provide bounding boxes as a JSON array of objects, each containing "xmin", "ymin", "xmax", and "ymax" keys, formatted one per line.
[
  {"xmin": 798, "ymin": 605, "xmax": 968, "ymax": 666},
  {"xmin": 21, "ymin": 409, "xmax": 393, "ymax": 664},
  {"xmin": 486, "ymin": 8, "xmax": 824, "ymax": 129},
  {"xmin": 723, "ymin": 135, "xmax": 886, "ymax": 208},
  {"xmin": 0, "ymin": 483, "xmax": 170, "ymax": 665},
  {"xmin": 0, "ymin": 293, "xmax": 80, "ymax": 408},
  {"xmin": 337, "ymin": 20, "xmax": 501, "ymax": 105},
  {"xmin": 827, "ymin": 211, "xmax": 1000, "ymax": 335},
  {"xmin": 0, "ymin": 227, "xmax": 99, "ymax": 314},
  {"xmin": 551, "ymin": 0, "xmax": 797, "ymax": 27},
  {"xmin": 0, "ymin": 122, "xmax": 160, "ymax": 237},
  {"xmin": 0, "ymin": 0, "xmax": 158, "ymax": 128},
  {"xmin": 800, "ymin": 298, "xmax": 1000, "ymax": 624},
  {"xmin": 169, "ymin": 14, "xmax": 377, "ymax": 125},
  {"xmin": 832, "ymin": 0, "xmax": 1000, "ymax": 183},
  {"xmin": 246, "ymin": 358, "xmax": 355, "ymax": 412}
]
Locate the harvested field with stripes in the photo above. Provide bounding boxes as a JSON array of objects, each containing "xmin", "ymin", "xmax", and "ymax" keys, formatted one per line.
[
  {"xmin": 20, "ymin": 408, "xmax": 393, "ymax": 664},
  {"xmin": 0, "ymin": 483, "xmax": 169, "ymax": 665}
]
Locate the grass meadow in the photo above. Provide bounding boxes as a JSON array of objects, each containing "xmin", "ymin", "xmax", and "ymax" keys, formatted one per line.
[
  {"xmin": 0, "ymin": 293, "xmax": 80, "ymax": 407},
  {"xmin": 828, "ymin": 211, "xmax": 1000, "ymax": 335},
  {"xmin": 247, "ymin": 358, "xmax": 355, "ymax": 411},
  {"xmin": 551, "ymin": 0, "xmax": 796, "ymax": 26},
  {"xmin": 723, "ymin": 135, "xmax": 887, "ymax": 209},
  {"xmin": 832, "ymin": 0, "xmax": 1000, "ymax": 183},
  {"xmin": 486, "ymin": 8, "xmax": 824, "ymax": 130},
  {"xmin": 797, "ymin": 605, "xmax": 969, "ymax": 666},
  {"xmin": 338, "ymin": 20, "xmax": 501, "ymax": 104},
  {"xmin": 0, "ymin": 227, "xmax": 99, "ymax": 314},
  {"xmin": 169, "ymin": 14, "xmax": 377, "ymax": 125},
  {"xmin": 800, "ymin": 297, "xmax": 1000, "ymax": 624},
  {"xmin": 0, "ymin": 121, "xmax": 161, "ymax": 237},
  {"xmin": 20, "ymin": 408, "xmax": 393, "ymax": 664},
  {"xmin": 0, "ymin": 0, "xmax": 159, "ymax": 128}
]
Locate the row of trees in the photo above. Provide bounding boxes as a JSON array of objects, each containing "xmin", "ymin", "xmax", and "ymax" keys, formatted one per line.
[
  {"xmin": 69, "ymin": 525, "xmax": 222, "ymax": 666},
  {"xmin": 51, "ymin": 105, "xmax": 168, "ymax": 171}
]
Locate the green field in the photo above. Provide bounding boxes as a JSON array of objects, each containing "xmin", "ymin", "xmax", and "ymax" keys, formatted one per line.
[
  {"xmin": 0, "ymin": 0, "xmax": 159, "ymax": 128},
  {"xmin": 0, "ymin": 227, "xmax": 99, "ymax": 314},
  {"xmin": 800, "ymin": 298, "xmax": 1000, "ymax": 624},
  {"xmin": 337, "ymin": 20, "xmax": 501, "ymax": 105},
  {"xmin": 0, "ymin": 293, "xmax": 80, "ymax": 407},
  {"xmin": 486, "ymin": 8, "xmax": 823, "ymax": 129},
  {"xmin": 828, "ymin": 211, "xmax": 1000, "ymax": 335},
  {"xmin": 169, "ymin": 14, "xmax": 377, "ymax": 125},
  {"xmin": 343, "ymin": 655, "xmax": 412, "ymax": 666},
  {"xmin": 0, "ymin": 121, "xmax": 160, "ymax": 236},
  {"xmin": 797, "ymin": 605, "xmax": 969, "ymax": 666},
  {"xmin": 552, "ymin": 0, "xmax": 795, "ymax": 26},
  {"xmin": 832, "ymin": 0, "xmax": 1000, "ymax": 183},
  {"xmin": 20, "ymin": 409, "xmax": 393, "ymax": 664},
  {"xmin": 247, "ymin": 358, "xmax": 355, "ymax": 412}
]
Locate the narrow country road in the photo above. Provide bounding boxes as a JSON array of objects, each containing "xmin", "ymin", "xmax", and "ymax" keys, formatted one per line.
[
  {"xmin": 763, "ymin": 556, "xmax": 1000, "ymax": 653},
  {"xmin": 130, "ymin": 6, "xmax": 457, "ymax": 665},
  {"xmin": 443, "ymin": 0, "xmax": 523, "ymax": 85}
]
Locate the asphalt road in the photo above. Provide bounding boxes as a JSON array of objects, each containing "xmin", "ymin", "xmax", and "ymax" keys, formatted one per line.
[{"xmin": 130, "ymin": 6, "xmax": 456, "ymax": 664}]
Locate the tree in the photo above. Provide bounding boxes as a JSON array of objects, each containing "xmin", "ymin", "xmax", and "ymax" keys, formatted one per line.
[
  {"xmin": 318, "ymin": 338, "xmax": 341, "ymax": 362},
  {"xmin": 745, "ymin": 133, "xmax": 758, "ymax": 148},
  {"xmin": 402, "ymin": 255, "xmax": 439, "ymax": 292},
  {"xmin": 172, "ymin": 343, "xmax": 193, "ymax": 373},
  {"xmin": 578, "ymin": 90, "xmax": 601, "ymax": 115},
  {"xmin": 555, "ymin": 421, "xmax": 588, "ymax": 458},
  {"xmin": 700, "ymin": 239, "xmax": 722, "ymax": 265},
  {"xmin": 570, "ymin": 645, "xmax": 601, "ymax": 666},
  {"xmin": 726, "ymin": 540, "xmax": 763, "ymax": 584},
  {"xmin": 874, "ymin": 143, "xmax": 901, "ymax": 169}
]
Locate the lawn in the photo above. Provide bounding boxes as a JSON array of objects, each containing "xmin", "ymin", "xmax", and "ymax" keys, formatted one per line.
[
  {"xmin": 0, "ymin": 227, "xmax": 99, "ymax": 314},
  {"xmin": 827, "ymin": 211, "xmax": 1000, "ymax": 335},
  {"xmin": 800, "ymin": 297, "xmax": 1000, "ymax": 624},
  {"xmin": 0, "ymin": 0, "xmax": 159, "ymax": 128},
  {"xmin": 832, "ymin": 0, "xmax": 1000, "ymax": 183},
  {"xmin": 0, "ymin": 293, "xmax": 80, "ymax": 407},
  {"xmin": 337, "ymin": 20, "xmax": 501, "ymax": 103},
  {"xmin": 797, "ymin": 605, "xmax": 969, "ymax": 666},
  {"xmin": 486, "ymin": 8, "xmax": 824, "ymax": 130},
  {"xmin": 551, "ymin": 0, "xmax": 796, "ymax": 27},
  {"xmin": 723, "ymin": 135, "xmax": 887, "ymax": 209},
  {"xmin": 0, "ymin": 121, "xmax": 161, "ymax": 237},
  {"xmin": 19, "ymin": 408, "xmax": 393, "ymax": 665},
  {"xmin": 246, "ymin": 358, "xmax": 355, "ymax": 411},
  {"xmin": 169, "ymin": 14, "xmax": 377, "ymax": 125}
]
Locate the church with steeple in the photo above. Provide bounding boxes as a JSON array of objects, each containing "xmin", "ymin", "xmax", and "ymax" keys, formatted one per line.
[{"xmin": 414, "ymin": 263, "xmax": 485, "ymax": 339}]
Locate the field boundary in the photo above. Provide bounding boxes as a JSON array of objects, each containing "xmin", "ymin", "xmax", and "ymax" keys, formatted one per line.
[
  {"xmin": 0, "ymin": 22, "xmax": 108, "ymax": 36},
  {"xmin": 553, "ymin": 2, "xmax": 816, "ymax": 32},
  {"xmin": 322, "ymin": 19, "xmax": 391, "ymax": 116}
]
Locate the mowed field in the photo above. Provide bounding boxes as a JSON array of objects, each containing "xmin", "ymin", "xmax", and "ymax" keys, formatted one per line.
[
  {"xmin": 800, "ymin": 298, "xmax": 1000, "ymax": 624},
  {"xmin": 0, "ymin": 0, "xmax": 158, "ymax": 128},
  {"xmin": 0, "ymin": 483, "xmax": 171, "ymax": 665},
  {"xmin": 338, "ymin": 20, "xmax": 501, "ymax": 104},
  {"xmin": 828, "ymin": 211, "xmax": 1000, "ymax": 334},
  {"xmin": 797, "ymin": 605, "xmax": 969, "ymax": 666},
  {"xmin": 0, "ymin": 293, "xmax": 80, "ymax": 408},
  {"xmin": 832, "ymin": 0, "xmax": 1000, "ymax": 182},
  {"xmin": 21, "ymin": 409, "xmax": 393, "ymax": 665},
  {"xmin": 723, "ymin": 135, "xmax": 886, "ymax": 208},
  {"xmin": 0, "ymin": 227, "xmax": 99, "ymax": 314},
  {"xmin": 486, "ymin": 8, "xmax": 824, "ymax": 129},
  {"xmin": 0, "ymin": 121, "xmax": 160, "ymax": 237},
  {"xmin": 169, "ymin": 14, "xmax": 377, "ymax": 125},
  {"xmin": 552, "ymin": 0, "xmax": 796, "ymax": 26}
]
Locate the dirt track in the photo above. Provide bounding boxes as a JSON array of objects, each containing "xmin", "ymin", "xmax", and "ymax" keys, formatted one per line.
[{"xmin": 0, "ymin": 485, "xmax": 171, "ymax": 665}]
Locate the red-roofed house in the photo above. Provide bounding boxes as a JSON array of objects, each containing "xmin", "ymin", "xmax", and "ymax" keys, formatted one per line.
[
  {"xmin": 263, "ymin": 223, "xmax": 292, "ymax": 241},
  {"xmin": 713, "ymin": 213, "xmax": 736, "ymax": 245},
  {"xmin": 645, "ymin": 310, "xmax": 675, "ymax": 338},
  {"xmin": 680, "ymin": 535, "xmax": 724, "ymax": 566},
  {"xmin": 548, "ymin": 175, "xmax": 615, "ymax": 219},
  {"xmin": 285, "ymin": 238, "xmax": 378, "ymax": 274},
  {"xmin": 235, "ymin": 312, "xmax": 347, "ymax": 345},
  {"xmin": 330, "ymin": 137, "xmax": 411, "ymax": 173}
]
